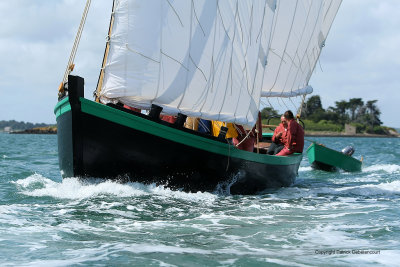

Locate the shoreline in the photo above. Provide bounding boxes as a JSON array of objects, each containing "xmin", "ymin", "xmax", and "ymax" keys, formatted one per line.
[
  {"xmin": 9, "ymin": 126, "xmax": 57, "ymax": 135},
  {"xmin": 6, "ymin": 129, "xmax": 399, "ymax": 138},
  {"xmin": 305, "ymin": 131, "xmax": 399, "ymax": 138}
]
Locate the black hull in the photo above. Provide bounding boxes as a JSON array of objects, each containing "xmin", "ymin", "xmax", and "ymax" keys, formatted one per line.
[{"xmin": 55, "ymin": 76, "xmax": 302, "ymax": 194}]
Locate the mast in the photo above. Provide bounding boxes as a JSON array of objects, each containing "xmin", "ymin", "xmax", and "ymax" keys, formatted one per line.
[{"xmin": 94, "ymin": 0, "xmax": 116, "ymax": 102}]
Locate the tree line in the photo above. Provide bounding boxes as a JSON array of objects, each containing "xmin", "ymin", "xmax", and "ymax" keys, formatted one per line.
[
  {"xmin": 301, "ymin": 95, "xmax": 383, "ymax": 132},
  {"xmin": 261, "ymin": 95, "xmax": 388, "ymax": 134}
]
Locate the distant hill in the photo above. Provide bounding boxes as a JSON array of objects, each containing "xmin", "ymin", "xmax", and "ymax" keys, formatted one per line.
[{"xmin": 0, "ymin": 120, "xmax": 54, "ymax": 132}]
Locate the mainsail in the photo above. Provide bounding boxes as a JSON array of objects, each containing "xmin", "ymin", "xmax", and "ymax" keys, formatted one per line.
[{"xmin": 98, "ymin": 0, "xmax": 341, "ymax": 127}]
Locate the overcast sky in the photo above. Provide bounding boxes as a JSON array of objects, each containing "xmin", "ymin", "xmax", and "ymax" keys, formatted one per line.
[{"xmin": 0, "ymin": 0, "xmax": 399, "ymax": 127}]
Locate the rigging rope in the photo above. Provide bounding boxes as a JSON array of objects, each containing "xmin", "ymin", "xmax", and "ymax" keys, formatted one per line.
[
  {"xmin": 60, "ymin": 0, "xmax": 91, "ymax": 87},
  {"xmin": 297, "ymin": 94, "xmax": 307, "ymax": 120},
  {"xmin": 234, "ymin": 128, "xmax": 253, "ymax": 147}
]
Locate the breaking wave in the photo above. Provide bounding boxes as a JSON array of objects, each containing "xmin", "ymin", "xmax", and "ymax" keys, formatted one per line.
[{"xmin": 13, "ymin": 174, "xmax": 218, "ymax": 203}]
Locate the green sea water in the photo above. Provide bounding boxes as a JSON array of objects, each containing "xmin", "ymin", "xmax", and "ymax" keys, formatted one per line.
[{"xmin": 0, "ymin": 133, "xmax": 399, "ymax": 266}]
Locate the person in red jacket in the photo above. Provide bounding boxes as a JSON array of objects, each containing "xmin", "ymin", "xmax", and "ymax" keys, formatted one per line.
[
  {"xmin": 276, "ymin": 110, "xmax": 304, "ymax": 156},
  {"xmin": 267, "ymin": 115, "xmax": 287, "ymax": 155}
]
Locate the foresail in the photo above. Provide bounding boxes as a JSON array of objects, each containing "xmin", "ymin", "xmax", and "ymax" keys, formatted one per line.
[
  {"xmin": 261, "ymin": 0, "xmax": 342, "ymax": 98},
  {"xmin": 99, "ymin": 0, "xmax": 341, "ymax": 127}
]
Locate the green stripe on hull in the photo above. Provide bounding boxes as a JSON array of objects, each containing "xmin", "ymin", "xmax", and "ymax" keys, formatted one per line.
[
  {"xmin": 54, "ymin": 97, "xmax": 302, "ymax": 165},
  {"xmin": 54, "ymin": 97, "xmax": 71, "ymax": 119}
]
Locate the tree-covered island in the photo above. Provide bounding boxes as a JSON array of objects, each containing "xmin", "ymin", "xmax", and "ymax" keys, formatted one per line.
[{"xmin": 262, "ymin": 95, "xmax": 398, "ymax": 136}]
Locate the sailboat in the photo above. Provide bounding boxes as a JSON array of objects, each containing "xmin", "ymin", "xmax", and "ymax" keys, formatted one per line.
[{"xmin": 54, "ymin": 0, "xmax": 342, "ymax": 194}]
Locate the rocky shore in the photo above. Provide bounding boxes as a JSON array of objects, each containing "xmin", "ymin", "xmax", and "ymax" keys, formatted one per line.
[{"xmin": 10, "ymin": 126, "xmax": 57, "ymax": 134}]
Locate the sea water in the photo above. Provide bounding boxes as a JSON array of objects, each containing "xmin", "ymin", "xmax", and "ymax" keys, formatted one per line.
[{"xmin": 0, "ymin": 133, "xmax": 399, "ymax": 266}]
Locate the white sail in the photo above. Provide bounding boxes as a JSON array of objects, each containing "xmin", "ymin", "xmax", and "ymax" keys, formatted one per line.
[
  {"xmin": 99, "ymin": 0, "xmax": 341, "ymax": 127},
  {"xmin": 261, "ymin": 0, "xmax": 341, "ymax": 98}
]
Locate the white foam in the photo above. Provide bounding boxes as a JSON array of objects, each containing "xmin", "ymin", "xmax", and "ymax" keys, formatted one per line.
[
  {"xmin": 0, "ymin": 205, "xmax": 31, "ymax": 226},
  {"xmin": 344, "ymin": 174, "xmax": 380, "ymax": 183},
  {"xmin": 248, "ymin": 204, "xmax": 262, "ymax": 210},
  {"xmin": 363, "ymin": 164, "xmax": 400, "ymax": 173},
  {"xmin": 126, "ymin": 205, "xmax": 143, "ymax": 211},
  {"xmin": 26, "ymin": 247, "xmax": 110, "ymax": 267},
  {"xmin": 15, "ymin": 174, "xmax": 218, "ymax": 203},
  {"xmin": 13, "ymin": 173, "xmax": 57, "ymax": 188},
  {"xmin": 115, "ymin": 243, "xmax": 212, "ymax": 254},
  {"xmin": 150, "ymin": 185, "xmax": 217, "ymax": 204},
  {"xmin": 295, "ymin": 224, "xmax": 370, "ymax": 248},
  {"xmin": 52, "ymin": 209, "xmax": 72, "ymax": 216},
  {"xmin": 219, "ymin": 259, "xmax": 238, "ymax": 265},
  {"xmin": 336, "ymin": 250, "xmax": 400, "ymax": 267},
  {"xmin": 264, "ymin": 258, "xmax": 310, "ymax": 267},
  {"xmin": 165, "ymin": 207, "xmax": 184, "ymax": 213},
  {"xmin": 337, "ymin": 181, "xmax": 400, "ymax": 196},
  {"xmin": 27, "ymin": 243, "xmax": 47, "ymax": 251},
  {"xmin": 269, "ymin": 179, "xmax": 400, "ymax": 200},
  {"xmin": 18, "ymin": 177, "xmax": 148, "ymax": 199},
  {"xmin": 269, "ymin": 187, "xmax": 323, "ymax": 200},
  {"xmin": 299, "ymin": 166, "xmax": 312, "ymax": 172}
]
